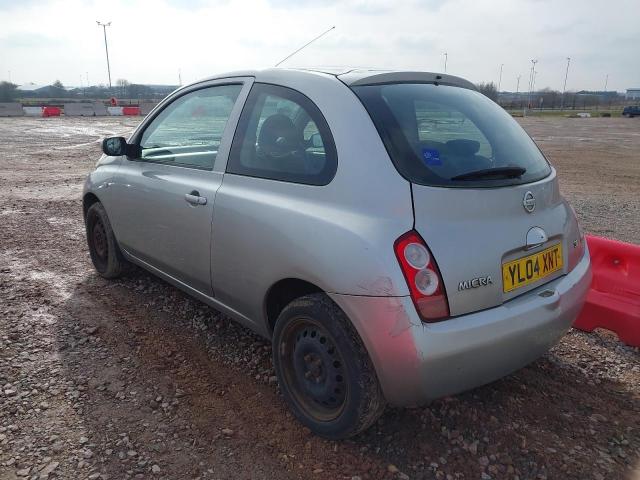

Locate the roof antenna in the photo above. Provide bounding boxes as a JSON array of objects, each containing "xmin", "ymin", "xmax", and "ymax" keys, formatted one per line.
[{"xmin": 275, "ymin": 26, "xmax": 336, "ymax": 67}]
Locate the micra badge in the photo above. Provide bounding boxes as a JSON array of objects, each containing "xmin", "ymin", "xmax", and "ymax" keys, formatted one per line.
[{"xmin": 458, "ymin": 276, "xmax": 493, "ymax": 291}]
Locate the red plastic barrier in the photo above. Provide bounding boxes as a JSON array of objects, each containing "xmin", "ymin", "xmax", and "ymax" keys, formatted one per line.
[
  {"xmin": 42, "ymin": 106, "xmax": 61, "ymax": 117},
  {"xmin": 122, "ymin": 106, "xmax": 140, "ymax": 116},
  {"xmin": 574, "ymin": 235, "xmax": 640, "ymax": 347}
]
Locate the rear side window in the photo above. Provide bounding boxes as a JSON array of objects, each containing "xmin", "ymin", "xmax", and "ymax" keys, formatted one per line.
[
  {"xmin": 139, "ymin": 84, "xmax": 242, "ymax": 170},
  {"xmin": 353, "ymin": 83, "xmax": 551, "ymax": 187},
  {"xmin": 227, "ymin": 83, "xmax": 337, "ymax": 185}
]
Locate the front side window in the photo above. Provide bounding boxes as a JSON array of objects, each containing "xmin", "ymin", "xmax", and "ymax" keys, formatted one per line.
[
  {"xmin": 227, "ymin": 83, "xmax": 337, "ymax": 185},
  {"xmin": 139, "ymin": 84, "xmax": 243, "ymax": 170},
  {"xmin": 353, "ymin": 83, "xmax": 552, "ymax": 187}
]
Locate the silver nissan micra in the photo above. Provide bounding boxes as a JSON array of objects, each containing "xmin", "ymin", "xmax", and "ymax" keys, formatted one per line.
[{"xmin": 84, "ymin": 68, "xmax": 591, "ymax": 439}]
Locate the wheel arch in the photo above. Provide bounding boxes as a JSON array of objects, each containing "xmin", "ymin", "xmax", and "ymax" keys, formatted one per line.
[
  {"xmin": 264, "ymin": 278, "xmax": 324, "ymax": 335},
  {"xmin": 82, "ymin": 192, "xmax": 101, "ymax": 218}
]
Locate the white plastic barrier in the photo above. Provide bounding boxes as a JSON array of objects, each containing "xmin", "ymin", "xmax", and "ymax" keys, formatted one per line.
[
  {"xmin": 93, "ymin": 102, "xmax": 108, "ymax": 116},
  {"xmin": 64, "ymin": 103, "xmax": 95, "ymax": 116},
  {"xmin": 107, "ymin": 106, "xmax": 123, "ymax": 116},
  {"xmin": 0, "ymin": 103, "xmax": 25, "ymax": 117},
  {"xmin": 23, "ymin": 106, "xmax": 44, "ymax": 116}
]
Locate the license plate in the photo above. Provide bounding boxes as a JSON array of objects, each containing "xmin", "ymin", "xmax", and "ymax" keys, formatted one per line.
[{"xmin": 502, "ymin": 243, "xmax": 563, "ymax": 293}]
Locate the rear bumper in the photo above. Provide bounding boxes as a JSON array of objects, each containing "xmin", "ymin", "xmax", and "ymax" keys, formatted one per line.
[{"xmin": 329, "ymin": 246, "xmax": 591, "ymax": 406}]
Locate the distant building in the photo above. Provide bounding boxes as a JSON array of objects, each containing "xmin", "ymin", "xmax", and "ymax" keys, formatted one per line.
[
  {"xmin": 626, "ymin": 88, "xmax": 640, "ymax": 99},
  {"xmin": 575, "ymin": 90, "xmax": 619, "ymax": 99},
  {"xmin": 17, "ymin": 83, "xmax": 48, "ymax": 92}
]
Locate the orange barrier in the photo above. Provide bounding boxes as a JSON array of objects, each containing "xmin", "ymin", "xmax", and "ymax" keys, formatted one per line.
[
  {"xmin": 42, "ymin": 106, "xmax": 61, "ymax": 117},
  {"xmin": 574, "ymin": 235, "xmax": 640, "ymax": 347},
  {"xmin": 122, "ymin": 106, "xmax": 141, "ymax": 116}
]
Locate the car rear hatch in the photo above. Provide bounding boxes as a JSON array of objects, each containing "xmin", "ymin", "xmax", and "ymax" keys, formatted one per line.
[
  {"xmin": 412, "ymin": 173, "xmax": 570, "ymax": 315},
  {"xmin": 352, "ymin": 77, "xmax": 581, "ymax": 316}
]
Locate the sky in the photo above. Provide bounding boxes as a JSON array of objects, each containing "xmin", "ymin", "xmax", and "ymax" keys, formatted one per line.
[{"xmin": 1, "ymin": 0, "xmax": 639, "ymax": 92}]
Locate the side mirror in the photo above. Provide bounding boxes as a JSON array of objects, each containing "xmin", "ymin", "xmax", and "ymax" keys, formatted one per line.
[
  {"xmin": 102, "ymin": 136, "xmax": 127, "ymax": 156},
  {"xmin": 309, "ymin": 132, "xmax": 323, "ymax": 149},
  {"xmin": 101, "ymin": 137, "xmax": 141, "ymax": 158}
]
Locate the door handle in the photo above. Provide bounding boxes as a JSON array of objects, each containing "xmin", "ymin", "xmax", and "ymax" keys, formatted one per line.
[{"xmin": 184, "ymin": 190, "xmax": 207, "ymax": 206}]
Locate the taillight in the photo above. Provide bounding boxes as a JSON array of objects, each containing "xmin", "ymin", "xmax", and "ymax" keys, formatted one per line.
[{"xmin": 394, "ymin": 231, "xmax": 449, "ymax": 322}]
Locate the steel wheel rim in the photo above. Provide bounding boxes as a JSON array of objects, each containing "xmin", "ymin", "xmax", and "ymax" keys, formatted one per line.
[
  {"xmin": 90, "ymin": 216, "xmax": 108, "ymax": 269},
  {"xmin": 279, "ymin": 317, "xmax": 348, "ymax": 422}
]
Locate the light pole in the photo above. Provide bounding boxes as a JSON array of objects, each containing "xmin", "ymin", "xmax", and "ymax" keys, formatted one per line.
[
  {"xmin": 96, "ymin": 21, "xmax": 112, "ymax": 90},
  {"xmin": 602, "ymin": 74, "xmax": 609, "ymax": 111},
  {"xmin": 444, "ymin": 52, "xmax": 448, "ymax": 73},
  {"xmin": 526, "ymin": 59, "xmax": 537, "ymax": 115},
  {"xmin": 516, "ymin": 75, "xmax": 521, "ymax": 109},
  {"xmin": 560, "ymin": 57, "xmax": 570, "ymax": 110},
  {"xmin": 497, "ymin": 63, "xmax": 504, "ymax": 92}
]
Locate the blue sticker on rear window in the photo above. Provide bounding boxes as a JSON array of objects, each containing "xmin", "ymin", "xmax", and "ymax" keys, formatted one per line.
[{"xmin": 421, "ymin": 148, "xmax": 442, "ymax": 166}]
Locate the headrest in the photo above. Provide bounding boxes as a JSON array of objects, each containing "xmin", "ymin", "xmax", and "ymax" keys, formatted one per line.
[
  {"xmin": 446, "ymin": 139, "xmax": 480, "ymax": 156},
  {"xmin": 257, "ymin": 114, "xmax": 302, "ymax": 156}
]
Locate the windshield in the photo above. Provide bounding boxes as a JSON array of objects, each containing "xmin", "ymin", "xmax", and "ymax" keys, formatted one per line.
[{"xmin": 353, "ymin": 83, "xmax": 551, "ymax": 187}]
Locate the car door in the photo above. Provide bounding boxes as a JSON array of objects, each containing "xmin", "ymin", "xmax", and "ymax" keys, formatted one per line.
[
  {"xmin": 109, "ymin": 79, "xmax": 252, "ymax": 296},
  {"xmin": 211, "ymin": 82, "xmax": 339, "ymax": 323}
]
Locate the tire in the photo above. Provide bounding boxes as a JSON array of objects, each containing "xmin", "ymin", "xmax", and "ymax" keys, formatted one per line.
[
  {"xmin": 272, "ymin": 293, "xmax": 385, "ymax": 439},
  {"xmin": 85, "ymin": 202, "xmax": 128, "ymax": 279}
]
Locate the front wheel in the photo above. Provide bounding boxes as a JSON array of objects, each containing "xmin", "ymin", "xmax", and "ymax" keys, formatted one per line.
[
  {"xmin": 85, "ymin": 202, "xmax": 128, "ymax": 279},
  {"xmin": 272, "ymin": 293, "xmax": 385, "ymax": 439}
]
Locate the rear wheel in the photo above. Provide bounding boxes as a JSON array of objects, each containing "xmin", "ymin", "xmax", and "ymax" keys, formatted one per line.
[
  {"xmin": 85, "ymin": 202, "xmax": 127, "ymax": 279},
  {"xmin": 272, "ymin": 293, "xmax": 385, "ymax": 439}
]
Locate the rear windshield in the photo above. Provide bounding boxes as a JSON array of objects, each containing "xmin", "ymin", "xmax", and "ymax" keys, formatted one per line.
[{"xmin": 353, "ymin": 83, "xmax": 551, "ymax": 187}]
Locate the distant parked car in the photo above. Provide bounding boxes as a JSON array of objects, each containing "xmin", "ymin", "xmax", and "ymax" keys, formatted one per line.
[
  {"xmin": 622, "ymin": 106, "xmax": 640, "ymax": 117},
  {"xmin": 83, "ymin": 68, "xmax": 592, "ymax": 439}
]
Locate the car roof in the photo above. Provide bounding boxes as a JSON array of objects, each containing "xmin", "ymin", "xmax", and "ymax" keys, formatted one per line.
[{"xmin": 197, "ymin": 67, "xmax": 477, "ymax": 91}]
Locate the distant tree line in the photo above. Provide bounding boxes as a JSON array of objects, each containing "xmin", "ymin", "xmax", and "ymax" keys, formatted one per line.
[
  {"xmin": 114, "ymin": 78, "xmax": 158, "ymax": 99},
  {"xmin": 498, "ymin": 88, "xmax": 626, "ymax": 110},
  {"xmin": 475, "ymin": 81, "xmax": 627, "ymax": 110},
  {"xmin": 476, "ymin": 82, "xmax": 498, "ymax": 102},
  {"xmin": 2, "ymin": 78, "xmax": 175, "ymax": 102},
  {"xmin": 0, "ymin": 81, "xmax": 19, "ymax": 102},
  {"xmin": 6, "ymin": 77, "xmax": 630, "ymax": 109}
]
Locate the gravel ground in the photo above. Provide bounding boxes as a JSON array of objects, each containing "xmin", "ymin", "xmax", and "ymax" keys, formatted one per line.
[
  {"xmin": 0, "ymin": 116, "xmax": 638, "ymax": 480},
  {"xmin": 520, "ymin": 117, "xmax": 640, "ymax": 244}
]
